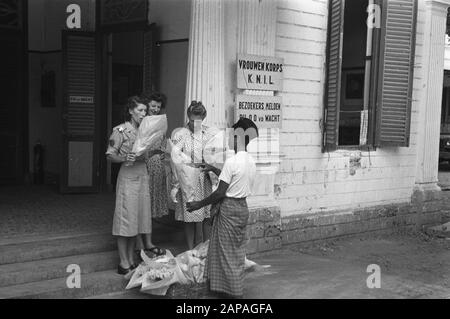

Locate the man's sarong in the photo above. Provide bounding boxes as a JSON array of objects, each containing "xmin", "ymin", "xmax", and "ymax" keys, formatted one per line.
[{"xmin": 205, "ymin": 197, "xmax": 249, "ymax": 297}]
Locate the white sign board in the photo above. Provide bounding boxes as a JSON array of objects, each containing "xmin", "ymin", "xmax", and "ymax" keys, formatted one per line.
[
  {"xmin": 69, "ymin": 96, "xmax": 94, "ymax": 104},
  {"xmin": 236, "ymin": 95, "xmax": 282, "ymax": 128},
  {"xmin": 237, "ymin": 54, "xmax": 284, "ymax": 91}
]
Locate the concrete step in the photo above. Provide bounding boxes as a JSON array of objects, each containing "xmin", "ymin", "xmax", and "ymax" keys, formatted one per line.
[
  {"xmin": 0, "ymin": 269, "xmax": 128, "ymax": 299},
  {"xmin": 0, "ymin": 225, "xmax": 187, "ymax": 298},
  {"xmin": 0, "ymin": 233, "xmax": 116, "ymax": 265},
  {"xmin": 0, "ymin": 239, "xmax": 188, "ymax": 299},
  {"xmin": 0, "ymin": 251, "xmax": 118, "ymax": 288},
  {"xmin": 0, "ymin": 224, "xmax": 185, "ymax": 265}
]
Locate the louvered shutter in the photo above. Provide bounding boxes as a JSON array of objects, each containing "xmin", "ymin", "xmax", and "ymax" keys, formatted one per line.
[
  {"xmin": 142, "ymin": 25, "xmax": 155, "ymax": 96},
  {"xmin": 61, "ymin": 31, "xmax": 100, "ymax": 193},
  {"xmin": 323, "ymin": 0, "xmax": 345, "ymax": 151},
  {"xmin": 375, "ymin": 0, "xmax": 417, "ymax": 146}
]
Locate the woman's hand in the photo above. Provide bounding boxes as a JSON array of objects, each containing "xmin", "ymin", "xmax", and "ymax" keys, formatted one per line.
[
  {"xmin": 126, "ymin": 152, "xmax": 136, "ymax": 162},
  {"xmin": 186, "ymin": 201, "xmax": 202, "ymax": 212},
  {"xmin": 200, "ymin": 163, "xmax": 221, "ymax": 176},
  {"xmin": 199, "ymin": 163, "xmax": 215, "ymax": 173}
]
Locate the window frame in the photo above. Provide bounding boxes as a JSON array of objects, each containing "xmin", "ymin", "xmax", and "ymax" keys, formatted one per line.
[{"xmin": 322, "ymin": 0, "xmax": 417, "ymax": 152}]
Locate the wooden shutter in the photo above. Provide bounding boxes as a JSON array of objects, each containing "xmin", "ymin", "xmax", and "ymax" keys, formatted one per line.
[
  {"xmin": 375, "ymin": 0, "xmax": 417, "ymax": 147},
  {"xmin": 61, "ymin": 31, "xmax": 101, "ymax": 193},
  {"xmin": 142, "ymin": 25, "xmax": 155, "ymax": 96},
  {"xmin": 323, "ymin": 0, "xmax": 345, "ymax": 151}
]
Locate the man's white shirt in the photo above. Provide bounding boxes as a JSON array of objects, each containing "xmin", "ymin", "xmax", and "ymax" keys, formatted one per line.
[{"xmin": 218, "ymin": 151, "xmax": 256, "ymax": 198}]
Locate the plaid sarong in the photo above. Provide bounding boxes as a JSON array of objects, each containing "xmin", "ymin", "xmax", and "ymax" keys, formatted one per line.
[{"xmin": 205, "ymin": 197, "xmax": 249, "ymax": 297}]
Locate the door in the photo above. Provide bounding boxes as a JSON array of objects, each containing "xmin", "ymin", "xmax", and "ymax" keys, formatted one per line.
[
  {"xmin": 61, "ymin": 31, "xmax": 104, "ymax": 193},
  {"xmin": 0, "ymin": 30, "xmax": 24, "ymax": 184},
  {"xmin": 107, "ymin": 25, "xmax": 155, "ymax": 187}
]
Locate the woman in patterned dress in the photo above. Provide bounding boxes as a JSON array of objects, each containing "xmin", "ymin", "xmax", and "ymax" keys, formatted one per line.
[
  {"xmin": 135, "ymin": 92, "xmax": 169, "ymax": 257},
  {"xmin": 170, "ymin": 101, "xmax": 215, "ymax": 250}
]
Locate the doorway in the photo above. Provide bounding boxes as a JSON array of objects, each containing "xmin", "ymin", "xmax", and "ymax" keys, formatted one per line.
[
  {"xmin": 0, "ymin": 31, "xmax": 26, "ymax": 185},
  {"xmin": 0, "ymin": 0, "xmax": 27, "ymax": 186},
  {"xmin": 438, "ymin": 71, "xmax": 450, "ymax": 189},
  {"xmin": 107, "ymin": 29, "xmax": 146, "ymax": 187}
]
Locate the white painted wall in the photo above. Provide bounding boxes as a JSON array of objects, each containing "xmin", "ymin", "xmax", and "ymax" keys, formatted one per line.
[{"xmin": 274, "ymin": 0, "xmax": 425, "ymax": 217}]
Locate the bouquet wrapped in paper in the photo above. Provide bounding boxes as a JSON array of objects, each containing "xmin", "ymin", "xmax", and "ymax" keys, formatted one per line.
[
  {"xmin": 132, "ymin": 114, "xmax": 168, "ymax": 157},
  {"xmin": 125, "ymin": 250, "xmax": 188, "ymax": 296},
  {"xmin": 175, "ymin": 240, "xmax": 209, "ymax": 284},
  {"xmin": 202, "ymin": 129, "xmax": 235, "ymax": 190},
  {"xmin": 125, "ymin": 242, "xmax": 268, "ymax": 296},
  {"xmin": 168, "ymin": 139, "xmax": 200, "ymax": 202},
  {"xmin": 203, "ymin": 129, "xmax": 234, "ymax": 170}
]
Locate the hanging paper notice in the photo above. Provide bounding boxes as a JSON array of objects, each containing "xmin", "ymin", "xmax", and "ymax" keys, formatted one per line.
[{"xmin": 359, "ymin": 110, "xmax": 368, "ymax": 145}]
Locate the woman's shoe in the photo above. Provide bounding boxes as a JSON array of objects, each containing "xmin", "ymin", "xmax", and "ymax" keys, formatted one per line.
[
  {"xmin": 117, "ymin": 264, "xmax": 131, "ymax": 275},
  {"xmin": 144, "ymin": 246, "xmax": 166, "ymax": 256}
]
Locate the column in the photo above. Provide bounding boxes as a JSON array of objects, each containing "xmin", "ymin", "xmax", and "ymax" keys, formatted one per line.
[
  {"xmin": 415, "ymin": 0, "xmax": 450, "ymax": 191},
  {"xmin": 235, "ymin": 0, "xmax": 279, "ymax": 209},
  {"xmin": 185, "ymin": 0, "xmax": 226, "ymax": 128}
]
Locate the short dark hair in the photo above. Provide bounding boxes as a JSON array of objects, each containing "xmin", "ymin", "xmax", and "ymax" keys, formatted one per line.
[
  {"xmin": 187, "ymin": 100, "xmax": 207, "ymax": 119},
  {"xmin": 232, "ymin": 117, "xmax": 259, "ymax": 136},
  {"xmin": 142, "ymin": 92, "xmax": 166, "ymax": 108},
  {"xmin": 123, "ymin": 95, "xmax": 147, "ymax": 122},
  {"xmin": 232, "ymin": 117, "xmax": 259, "ymax": 147}
]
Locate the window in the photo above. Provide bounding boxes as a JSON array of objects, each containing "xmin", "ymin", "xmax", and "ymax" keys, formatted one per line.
[{"xmin": 323, "ymin": 0, "xmax": 417, "ymax": 150}]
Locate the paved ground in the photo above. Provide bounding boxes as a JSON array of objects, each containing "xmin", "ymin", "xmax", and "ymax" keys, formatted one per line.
[
  {"xmin": 0, "ymin": 185, "xmax": 181, "ymax": 239},
  {"xmin": 244, "ymin": 229, "xmax": 450, "ymax": 299},
  {"xmin": 98, "ymin": 229, "xmax": 450, "ymax": 299},
  {"xmin": 2, "ymin": 186, "xmax": 449, "ymax": 299}
]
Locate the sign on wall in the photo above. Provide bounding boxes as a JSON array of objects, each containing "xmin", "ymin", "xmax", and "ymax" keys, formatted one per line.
[
  {"xmin": 236, "ymin": 95, "xmax": 282, "ymax": 128},
  {"xmin": 69, "ymin": 95, "xmax": 94, "ymax": 104},
  {"xmin": 237, "ymin": 54, "xmax": 284, "ymax": 91}
]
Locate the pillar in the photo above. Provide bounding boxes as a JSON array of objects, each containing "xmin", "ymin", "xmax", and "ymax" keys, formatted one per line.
[
  {"xmin": 235, "ymin": 0, "xmax": 279, "ymax": 209},
  {"xmin": 415, "ymin": 0, "xmax": 450, "ymax": 191},
  {"xmin": 185, "ymin": 0, "xmax": 226, "ymax": 128}
]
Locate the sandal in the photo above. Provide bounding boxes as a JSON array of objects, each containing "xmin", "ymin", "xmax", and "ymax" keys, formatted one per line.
[{"xmin": 144, "ymin": 246, "xmax": 166, "ymax": 256}]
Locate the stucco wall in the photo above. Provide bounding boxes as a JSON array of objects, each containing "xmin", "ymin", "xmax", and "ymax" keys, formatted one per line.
[
  {"xmin": 273, "ymin": 0, "xmax": 424, "ymax": 217},
  {"xmin": 27, "ymin": 0, "xmax": 96, "ymax": 179}
]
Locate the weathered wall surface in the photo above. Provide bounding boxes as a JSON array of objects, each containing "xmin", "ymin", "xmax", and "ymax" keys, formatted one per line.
[{"xmin": 273, "ymin": 0, "xmax": 424, "ymax": 218}]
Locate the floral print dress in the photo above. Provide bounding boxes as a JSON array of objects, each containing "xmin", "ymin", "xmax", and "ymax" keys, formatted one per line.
[
  {"xmin": 145, "ymin": 135, "xmax": 169, "ymax": 218},
  {"xmin": 171, "ymin": 125, "xmax": 215, "ymax": 222}
]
